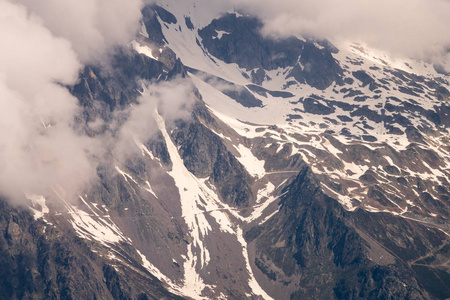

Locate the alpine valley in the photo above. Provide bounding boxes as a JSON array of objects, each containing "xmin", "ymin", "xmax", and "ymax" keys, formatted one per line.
[{"xmin": 1, "ymin": 1, "xmax": 450, "ymax": 299}]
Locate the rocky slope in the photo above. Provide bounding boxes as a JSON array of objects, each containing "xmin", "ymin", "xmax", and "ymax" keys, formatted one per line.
[{"xmin": 1, "ymin": 1, "xmax": 450, "ymax": 299}]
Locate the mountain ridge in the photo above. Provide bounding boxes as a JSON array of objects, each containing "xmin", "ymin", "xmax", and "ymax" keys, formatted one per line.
[{"xmin": 1, "ymin": 2, "xmax": 449, "ymax": 299}]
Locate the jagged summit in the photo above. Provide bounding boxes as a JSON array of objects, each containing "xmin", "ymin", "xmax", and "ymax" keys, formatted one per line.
[{"xmin": 1, "ymin": 2, "xmax": 449, "ymax": 299}]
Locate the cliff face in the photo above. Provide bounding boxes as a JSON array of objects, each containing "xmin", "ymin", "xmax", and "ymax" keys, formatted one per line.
[
  {"xmin": 198, "ymin": 13, "xmax": 343, "ymax": 90},
  {"xmin": 0, "ymin": 199, "xmax": 182, "ymax": 300},
  {"xmin": 246, "ymin": 167, "xmax": 448, "ymax": 299}
]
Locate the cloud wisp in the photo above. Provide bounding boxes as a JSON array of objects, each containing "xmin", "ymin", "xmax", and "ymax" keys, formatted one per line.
[
  {"xmin": 14, "ymin": 0, "xmax": 144, "ymax": 64},
  {"xmin": 232, "ymin": 0, "xmax": 450, "ymax": 62},
  {"xmin": 113, "ymin": 78, "xmax": 196, "ymax": 164}
]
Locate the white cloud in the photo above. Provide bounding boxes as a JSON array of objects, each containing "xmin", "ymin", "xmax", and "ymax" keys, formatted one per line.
[
  {"xmin": 113, "ymin": 78, "xmax": 195, "ymax": 163},
  {"xmin": 0, "ymin": 0, "xmax": 101, "ymax": 202},
  {"xmin": 15, "ymin": 0, "xmax": 144, "ymax": 63},
  {"xmin": 232, "ymin": 0, "xmax": 450, "ymax": 61},
  {"xmin": 0, "ymin": 0, "xmax": 197, "ymax": 204}
]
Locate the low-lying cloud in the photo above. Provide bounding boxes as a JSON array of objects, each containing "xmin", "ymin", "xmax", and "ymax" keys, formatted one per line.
[
  {"xmin": 0, "ymin": 0, "xmax": 100, "ymax": 202},
  {"xmin": 0, "ymin": 0, "xmax": 197, "ymax": 204},
  {"xmin": 14, "ymin": 0, "xmax": 144, "ymax": 64},
  {"xmin": 113, "ymin": 78, "xmax": 195, "ymax": 163},
  {"xmin": 233, "ymin": 0, "xmax": 450, "ymax": 62},
  {"xmin": 0, "ymin": 0, "xmax": 159, "ymax": 203}
]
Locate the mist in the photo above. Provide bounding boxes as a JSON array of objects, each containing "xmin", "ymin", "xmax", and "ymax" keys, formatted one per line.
[
  {"xmin": 14, "ymin": 0, "xmax": 144, "ymax": 64},
  {"xmin": 113, "ymin": 78, "xmax": 195, "ymax": 164},
  {"xmin": 232, "ymin": 0, "xmax": 450, "ymax": 63},
  {"xmin": 0, "ymin": 0, "xmax": 200, "ymax": 205},
  {"xmin": 0, "ymin": 0, "xmax": 101, "ymax": 202}
]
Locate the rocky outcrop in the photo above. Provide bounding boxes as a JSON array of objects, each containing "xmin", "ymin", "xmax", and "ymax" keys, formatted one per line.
[
  {"xmin": 172, "ymin": 103, "xmax": 254, "ymax": 206},
  {"xmin": 0, "ymin": 199, "xmax": 182, "ymax": 300},
  {"xmin": 71, "ymin": 48, "xmax": 170, "ymax": 126},
  {"xmin": 246, "ymin": 167, "xmax": 448, "ymax": 299},
  {"xmin": 198, "ymin": 13, "xmax": 343, "ymax": 90}
]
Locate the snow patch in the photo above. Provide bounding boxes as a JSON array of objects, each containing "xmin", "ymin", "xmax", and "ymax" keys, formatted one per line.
[
  {"xmin": 136, "ymin": 249, "xmax": 186, "ymax": 296},
  {"xmin": 130, "ymin": 40, "xmax": 158, "ymax": 60},
  {"xmin": 66, "ymin": 201, "xmax": 130, "ymax": 246},
  {"xmin": 115, "ymin": 166, "xmax": 138, "ymax": 184},
  {"xmin": 144, "ymin": 181, "xmax": 157, "ymax": 198},
  {"xmin": 26, "ymin": 194, "xmax": 49, "ymax": 220},
  {"xmin": 213, "ymin": 30, "xmax": 230, "ymax": 39},
  {"xmin": 236, "ymin": 227, "xmax": 274, "ymax": 300},
  {"xmin": 139, "ymin": 21, "xmax": 149, "ymax": 38},
  {"xmin": 234, "ymin": 144, "xmax": 266, "ymax": 179},
  {"xmin": 135, "ymin": 138, "xmax": 156, "ymax": 160}
]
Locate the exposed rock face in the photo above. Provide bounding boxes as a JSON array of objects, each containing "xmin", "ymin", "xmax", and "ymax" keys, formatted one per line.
[
  {"xmin": 198, "ymin": 13, "xmax": 343, "ymax": 90},
  {"xmin": 0, "ymin": 199, "xmax": 182, "ymax": 300},
  {"xmin": 245, "ymin": 167, "xmax": 448, "ymax": 299},
  {"xmin": 71, "ymin": 49, "xmax": 170, "ymax": 125},
  {"xmin": 172, "ymin": 104, "xmax": 254, "ymax": 206}
]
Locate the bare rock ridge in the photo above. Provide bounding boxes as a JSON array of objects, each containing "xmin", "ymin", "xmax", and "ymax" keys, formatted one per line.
[
  {"xmin": 198, "ymin": 13, "xmax": 343, "ymax": 90},
  {"xmin": 246, "ymin": 166, "xmax": 448, "ymax": 299}
]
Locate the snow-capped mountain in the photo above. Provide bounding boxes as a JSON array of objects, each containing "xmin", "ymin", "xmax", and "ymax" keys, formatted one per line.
[{"xmin": 1, "ymin": 1, "xmax": 449, "ymax": 299}]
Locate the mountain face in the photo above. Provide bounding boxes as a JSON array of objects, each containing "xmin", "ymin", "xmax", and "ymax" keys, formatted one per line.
[{"xmin": 1, "ymin": 1, "xmax": 450, "ymax": 299}]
